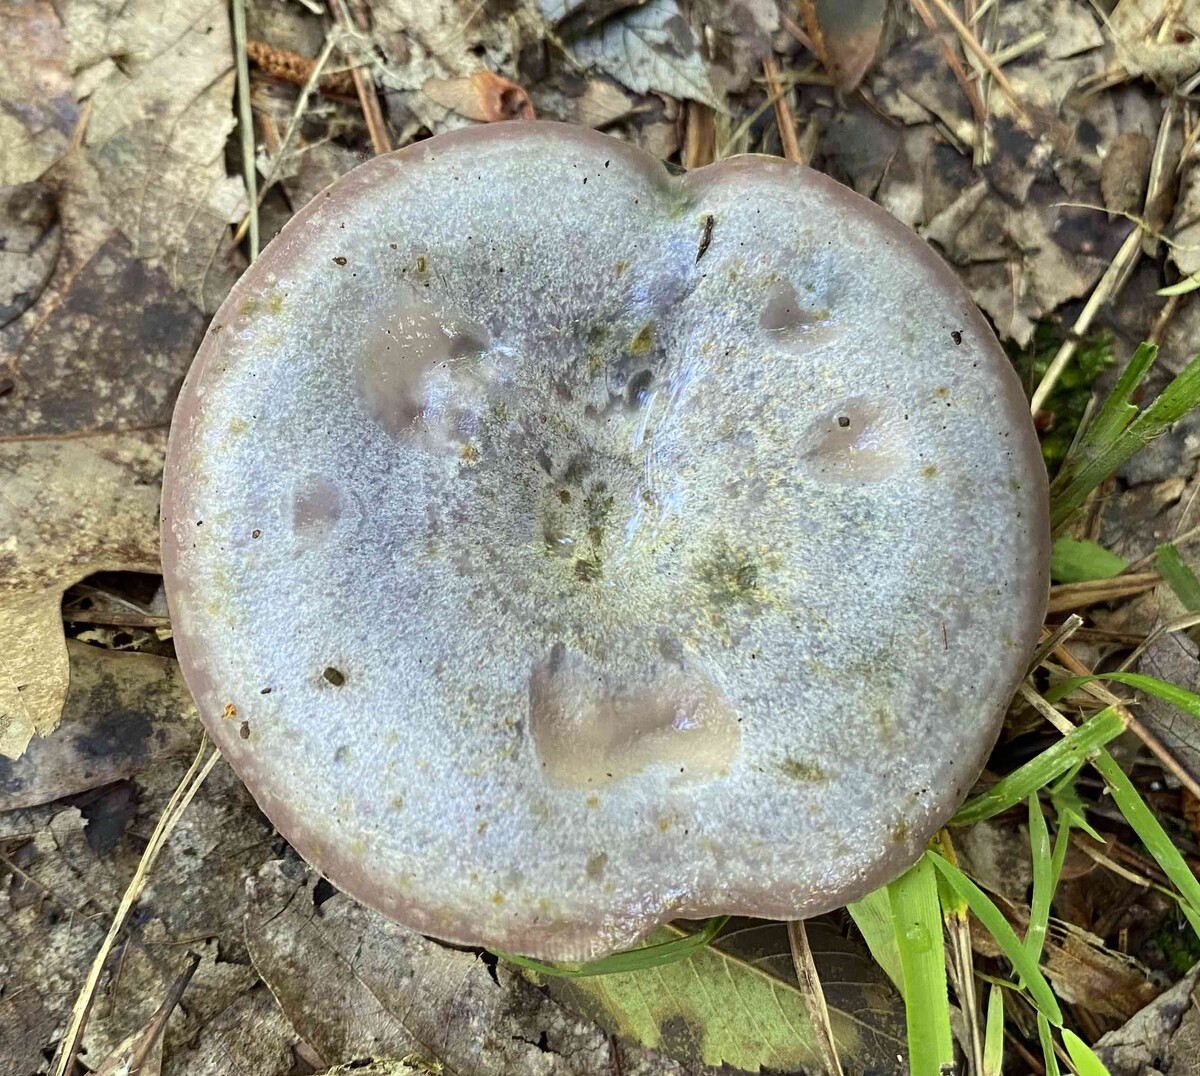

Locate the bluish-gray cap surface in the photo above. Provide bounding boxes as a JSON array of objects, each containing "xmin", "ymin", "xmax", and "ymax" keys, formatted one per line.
[{"xmin": 162, "ymin": 121, "xmax": 1049, "ymax": 960}]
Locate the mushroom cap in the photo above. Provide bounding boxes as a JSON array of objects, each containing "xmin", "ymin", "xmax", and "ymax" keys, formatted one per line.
[{"xmin": 162, "ymin": 122, "xmax": 1049, "ymax": 961}]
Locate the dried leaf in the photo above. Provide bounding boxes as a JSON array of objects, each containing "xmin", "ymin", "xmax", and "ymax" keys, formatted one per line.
[
  {"xmin": 0, "ymin": 1, "xmax": 79, "ymax": 186},
  {"xmin": 1170, "ymin": 143, "xmax": 1200, "ymax": 279},
  {"xmin": 1108, "ymin": 0, "xmax": 1200, "ymax": 90},
  {"xmin": 538, "ymin": 917, "xmax": 906, "ymax": 1072},
  {"xmin": 92, "ymin": 952, "xmax": 200, "ymax": 1076},
  {"xmin": 799, "ymin": 0, "xmax": 887, "ymax": 92},
  {"xmin": 64, "ymin": 0, "xmax": 246, "ymax": 311},
  {"xmin": 572, "ymin": 0, "xmax": 723, "ymax": 110},
  {"xmin": 574, "ymin": 78, "xmax": 638, "ymax": 127},
  {"xmin": 0, "ymin": 641, "xmax": 199, "ymax": 811},
  {"xmin": 245, "ymin": 857, "xmax": 706, "ymax": 1075},
  {"xmin": 0, "ymin": 433, "xmax": 163, "ymax": 758},
  {"xmin": 422, "ymin": 70, "xmax": 536, "ymax": 122},
  {"xmin": 0, "ymin": 181, "xmax": 61, "ymax": 329},
  {"xmin": 1102, "ymin": 132, "xmax": 1153, "ymax": 218},
  {"xmin": 1095, "ymin": 960, "xmax": 1200, "ymax": 1075}
]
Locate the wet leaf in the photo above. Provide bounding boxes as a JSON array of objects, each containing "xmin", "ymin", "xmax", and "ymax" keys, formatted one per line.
[
  {"xmin": 537, "ymin": 917, "xmax": 906, "ymax": 1072},
  {"xmin": 572, "ymin": 0, "xmax": 723, "ymax": 110}
]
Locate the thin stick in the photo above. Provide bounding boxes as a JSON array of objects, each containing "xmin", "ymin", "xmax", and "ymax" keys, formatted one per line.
[
  {"xmin": 908, "ymin": 0, "xmax": 987, "ymax": 125},
  {"xmin": 923, "ymin": 0, "xmax": 1028, "ymax": 120},
  {"xmin": 231, "ymin": 0, "xmax": 260, "ymax": 260},
  {"xmin": 786, "ymin": 920, "xmax": 844, "ymax": 1075},
  {"xmin": 762, "ymin": 57, "xmax": 805, "ymax": 163},
  {"xmin": 682, "ymin": 101, "xmax": 716, "ymax": 169},
  {"xmin": 1030, "ymin": 225, "xmax": 1143, "ymax": 413},
  {"xmin": 232, "ymin": 34, "xmax": 339, "ymax": 245},
  {"xmin": 1029, "ymin": 615, "xmax": 1084, "ymax": 672},
  {"xmin": 51, "ymin": 740, "xmax": 220, "ymax": 1076},
  {"xmin": 333, "ymin": 0, "xmax": 391, "ymax": 155}
]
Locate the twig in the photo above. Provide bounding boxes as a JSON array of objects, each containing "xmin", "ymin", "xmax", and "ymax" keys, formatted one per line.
[
  {"xmin": 51, "ymin": 739, "xmax": 220, "ymax": 1076},
  {"xmin": 780, "ymin": 12, "xmax": 817, "ymax": 54},
  {"xmin": 923, "ymin": 0, "xmax": 1028, "ymax": 121},
  {"xmin": 1029, "ymin": 225, "xmax": 1143, "ymax": 413},
  {"xmin": 682, "ymin": 101, "xmax": 716, "ymax": 169},
  {"xmin": 1029, "ymin": 615, "xmax": 1085, "ymax": 672},
  {"xmin": 1046, "ymin": 572, "xmax": 1161, "ymax": 614},
  {"xmin": 786, "ymin": 921, "xmax": 844, "ymax": 1075},
  {"xmin": 233, "ymin": 34, "xmax": 339, "ymax": 245},
  {"xmin": 332, "ymin": 0, "xmax": 391, "ymax": 155},
  {"xmin": 762, "ymin": 57, "xmax": 805, "ymax": 163},
  {"xmin": 231, "ymin": 0, "xmax": 260, "ymax": 260},
  {"xmin": 908, "ymin": 0, "xmax": 987, "ymax": 125}
]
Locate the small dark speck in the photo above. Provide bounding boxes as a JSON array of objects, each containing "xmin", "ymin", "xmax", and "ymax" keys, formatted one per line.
[
  {"xmin": 251, "ymin": 529, "xmax": 261, "ymax": 539},
  {"xmin": 332, "ymin": 256, "xmax": 347, "ymax": 266},
  {"xmin": 951, "ymin": 330, "xmax": 962, "ymax": 345},
  {"xmin": 261, "ymin": 687, "xmax": 272, "ymax": 694},
  {"xmin": 323, "ymin": 666, "xmax": 346, "ymax": 686},
  {"xmin": 605, "ymin": 160, "xmax": 610, "ymax": 167},
  {"xmin": 239, "ymin": 721, "xmax": 250, "ymax": 739},
  {"xmin": 196, "ymin": 520, "xmax": 203, "ymax": 526},
  {"xmin": 837, "ymin": 415, "xmax": 851, "ymax": 428}
]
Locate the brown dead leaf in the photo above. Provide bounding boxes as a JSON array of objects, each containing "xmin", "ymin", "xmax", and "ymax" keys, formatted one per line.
[
  {"xmin": 64, "ymin": 0, "xmax": 246, "ymax": 312},
  {"xmin": 0, "ymin": 181, "xmax": 61, "ymax": 330},
  {"xmin": 1096, "ymin": 960, "xmax": 1200, "ymax": 1075},
  {"xmin": 970, "ymin": 891, "xmax": 1160, "ymax": 1021},
  {"xmin": 0, "ymin": 641, "xmax": 199, "ymax": 811},
  {"xmin": 1, "ymin": 759, "xmax": 278, "ymax": 1073},
  {"xmin": 422, "ymin": 70, "xmax": 536, "ymax": 122},
  {"xmin": 0, "ymin": 1, "xmax": 79, "ymax": 187},
  {"xmin": 92, "ymin": 951, "xmax": 199, "ymax": 1076},
  {"xmin": 0, "ymin": 433, "xmax": 163, "ymax": 758},
  {"xmin": 245, "ymin": 857, "xmax": 708, "ymax": 1076},
  {"xmin": 798, "ymin": 0, "xmax": 887, "ymax": 92},
  {"xmin": 1102, "ymin": 130, "xmax": 1153, "ymax": 218}
]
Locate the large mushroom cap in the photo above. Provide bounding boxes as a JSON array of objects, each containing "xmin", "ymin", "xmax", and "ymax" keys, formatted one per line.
[{"xmin": 162, "ymin": 122, "xmax": 1048, "ymax": 961}]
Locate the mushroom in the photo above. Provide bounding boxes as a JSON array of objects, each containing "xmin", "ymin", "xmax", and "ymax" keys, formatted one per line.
[{"xmin": 161, "ymin": 122, "xmax": 1048, "ymax": 961}]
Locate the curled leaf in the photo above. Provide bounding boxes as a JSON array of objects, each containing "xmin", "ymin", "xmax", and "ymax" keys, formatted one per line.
[{"xmin": 422, "ymin": 70, "xmax": 535, "ymax": 122}]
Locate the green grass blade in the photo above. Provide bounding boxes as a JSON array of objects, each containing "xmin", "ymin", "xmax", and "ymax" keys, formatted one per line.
[
  {"xmin": 1074, "ymin": 342, "xmax": 1157, "ymax": 451},
  {"xmin": 1051, "ymin": 537, "xmax": 1128, "ymax": 584},
  {"xmin": 1092, "ymin": 749, "xmax": 1200, "ymax": 928},
  {"xmin": 495, "ymin": 915, "xmax": 729, "ymax": 977},
  {"xmin": 847, "ymin": 887, "xmax": 904, "ymax": 996},
  {"xmin": 982, "ymin": 984, "xmax": 1005, "ymax": 1076},
  {"xmin": 1037, "ymin": 1012, "xmax": 1061, "ymax": 1076},
  {"xmin": 1025, "ymin": 794, "xmax": 1053, "ymax": 964},
  {"xmin": 927, "ymin": 853, "xmax": 1063, "ymax": 1026},
  {"xmin": 1049, "ymin": 346, "xmax": 1200, "ymax": 532},
  {"xmin": 1049, "ymin": 764, "xmax": 1104, "ymax": 842},
  {"xmin": 951, "ymin": 708, "xmax": 1126, "ymax": 826},
  {"xmin": 1063, "ymin": 1028, "xmax": 1113, "ymax": 1075},
  {"xmin": 887, "ymin": 856, "xmax": 953, "ymax": 1075},
  {"xmin": 1156, "ymin": 542, "xmax": 1200, "ymax": 611},
  {"xmin": 1045, "ymin": 671, "xmax": 1200, "ymax": 715}
]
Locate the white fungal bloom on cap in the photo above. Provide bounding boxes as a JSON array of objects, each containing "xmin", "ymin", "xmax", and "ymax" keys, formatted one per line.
[{"xmin": 161, "ymin": 122, "xmax": 1049, "ymax": 961}]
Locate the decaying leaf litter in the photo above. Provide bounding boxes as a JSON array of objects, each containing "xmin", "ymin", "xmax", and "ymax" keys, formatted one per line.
[{"xmin": 3, "ymin": 0, "xmax": 1200, "ymax": 1072}]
